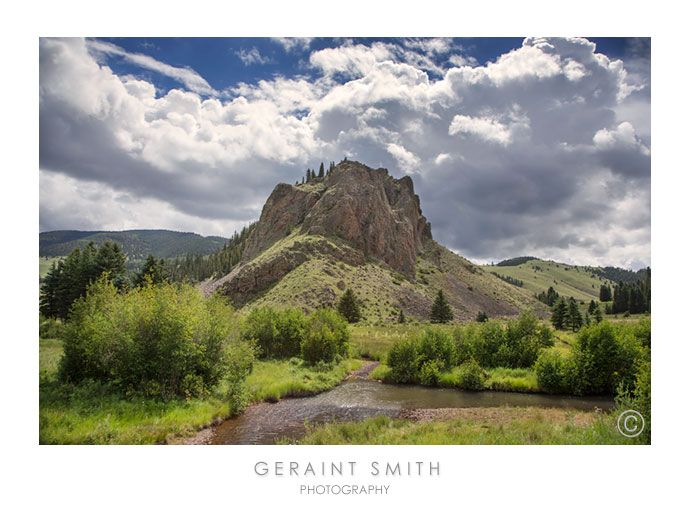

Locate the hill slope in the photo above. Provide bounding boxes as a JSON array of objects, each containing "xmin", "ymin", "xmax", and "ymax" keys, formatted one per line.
[
  {"xmin": 204, "ymin": 161, "xmax": 545, "ymax": 322},
  {"xmin": 39, "ymin": 229, "xmax": 228, "ymax": 259},
  {"xmin": 480, "ymin": 258, "xmax": 619, "ymax": 302}
]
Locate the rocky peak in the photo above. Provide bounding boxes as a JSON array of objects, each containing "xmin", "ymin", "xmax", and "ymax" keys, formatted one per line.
[{"xmin": 241, "ymin": 160, "xmax": 431, "ymax": 277}]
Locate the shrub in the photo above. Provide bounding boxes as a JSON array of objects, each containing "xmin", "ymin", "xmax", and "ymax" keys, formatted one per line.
[
  {"xmin": 416, "ymin": 328, "xmax": 453, "ymax": 371},
  {"xmin": 451, "ymin": 324, "xmax": 476, "ymax": 365},
  {"xmin": 244, "ymin": 306, "xmax": 306, "ymax": 358},
  {"xmin": 616, "ymin": 355, "xmax": 651, "ymax": 443},
  {"xmin": 419, "ymin": 360, "xmax": 443, "ymax": 386},
  {"xmin": 474, "ymin": 320, "xmax": 506, "ymax": 367},
  {"xmin": 535, "ymin": 349, "xmax": 569, "ymax": 393},
  {"xmin": 300, "ymin": 308, "xmax": 349, "ymax": 365},
  {"xmin": 499, "ymin": 311, "xmax": 554, "ymax": 368},
  {"xmin": 387, "ymin": 337, "xmax": 419, "ymax": 383},
  {"xmin": 568, "ymin": 322, "xmax": 643, "ymax": 395},
  {"xmin": 457, "ymin": 359, "xmax": 485, "ymax": 390},
  {"xmin": 59, "ymin": 278, "xmax": 254, "ymax": 401}
]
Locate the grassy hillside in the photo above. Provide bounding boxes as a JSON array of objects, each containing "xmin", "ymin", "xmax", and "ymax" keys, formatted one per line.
[
  {"xmin": 39, "ymin": 256, "xmax": 61, "ymax": 280},
  {"xmin": 480, "ymin": 258, "xmax": 617, "ymax": 302},
  {"xmin": 39, "ymin": 229, "xmax": 227, "ymax": 260},
  {"xmin": 234, "ymin": 234, "xmax": 546, "ymax": 323}
]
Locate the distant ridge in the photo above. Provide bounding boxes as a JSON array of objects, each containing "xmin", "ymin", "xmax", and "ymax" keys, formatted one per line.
[{"xmin": 39, "ymin": 229, "xmax": 228, "ymax": 259}]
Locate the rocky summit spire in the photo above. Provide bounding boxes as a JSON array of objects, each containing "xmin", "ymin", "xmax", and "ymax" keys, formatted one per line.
[{"xmin": 242, "ymin": 160, "xmax": 431, "ymax": 276}]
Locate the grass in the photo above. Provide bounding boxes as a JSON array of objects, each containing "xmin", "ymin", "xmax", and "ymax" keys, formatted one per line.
[
  {"xmin": 349, "ymin": 324, "xmax": 436, "ymax": 360},
  {"xmin": 39, "ymin": 256, "xmax": 62, "ymax": 280},
  {"xmin": 280, "ymin": 411, "xmax": 640, "ymax": 445},
  {"xmin": 39, "ymin": 338, "xmax": 362, "ymax": 444},
  {"xmin": 480, "ymin": 258, "xmax": 613, "ymax": 302},
  {"xmin": 245, "ymin": 358, "xmax": 362, "ymax": 402}
]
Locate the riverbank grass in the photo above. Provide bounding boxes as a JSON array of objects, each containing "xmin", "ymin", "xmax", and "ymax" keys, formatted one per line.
[
  {"xmin": 245, "ymin": 358, "xmax": 362, "ymax": 402},
  {"xmin": 284, "ymin": 412, "xmax": 637, "ymax": 445}
]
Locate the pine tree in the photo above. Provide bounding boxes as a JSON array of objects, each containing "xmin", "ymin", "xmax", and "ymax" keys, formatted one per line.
[
  {"xmin": 475, "ymin": 311, "xmax": 489, "ymax": 323},
  {"xmin": 568, "ymin": 297, "xmax": 583, "ymax": 332},
  {"xmin": 398, "ymin": 309, "xmax": 405, "ymax": 324},
  {"xmin": 551, "ymin": 297, "xmax": 568, "ymax": 330},
  {"xmin": 588, "ymin": 299, "xmax": 597, "ymax": 315},
  {"xmin": 593, "ymin": 306, "xmax": 603, "ymax": 323},
  {"xmin": 306, "ymin": 168, "xmax": 311, "ymax": 183},
  {"xmin": 318, "ymin": 162, "xmax": 325, "ymax": 177},
  {"xmin": 337, "ymin": 288, "xmax": 361, "ymax": 323},
  {"xmin": 430, "ymin": 290, "xmax": 453, "ymax": 323},
  {"xmin": 134, "ymin": 254, "xmax": 169, "ymax": 287},
  {"xmin": 599, "ymin": 284, "xmax": 612, "ymax": 302}
]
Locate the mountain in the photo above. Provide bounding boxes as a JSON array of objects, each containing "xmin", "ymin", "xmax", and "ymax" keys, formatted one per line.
[
  {"xmin": 203, "ymin": 160, "xmax": 544, "ymax": 322},
  {"xmin": 480, "ymin": 258, "xmax": 630, "ymax": 302},
  {"xmin": 39, "ymin": 229, "xmax": 228, "ymax": 260}
]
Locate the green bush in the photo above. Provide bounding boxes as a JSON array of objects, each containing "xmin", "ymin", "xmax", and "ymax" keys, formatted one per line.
[
  {"xmin": 474, "ymin": 320, "xmax": 506, "ymax": 367},
  {"xmin": 244, "ymin": 306, "xmax": 306, "ymax": 358},
  {"xmin": 451, "ymin": 324, "xmax": 477, "ymax": 365},
  {"xmin": 499, "ymin": 312, "xmax": 554, "ymax": 368},
  {"xmin": 300, "ymin": 308, "xmax": 349, "ymax": 365},
  {"xmin": 59, "ymin": 278, "xmax": 255, "ymax": 401},
  {"xmin": 416, "ymin": 328, "xmax": 453, "ymax": 370},
  {"xmin": 616, "ymin": 355, "xmax": 651, "ymax": 443},
  {"xmin": 387, "ymin": 337, "xmax": 419, "ymax": 383},
  {"xmin": 457, "ymin": 359, "xmax": 485, "ymax": 390},
  {"xmin": 534, "ymin": 349, "xmax": 569, "ymax": 393},
  {"xmin": 568, "ymin": 322, "xmax": 643, "ymax": 395},
  {"xmin": 419, "ymin": 360, "xmax": 443, "ymax": 386}
]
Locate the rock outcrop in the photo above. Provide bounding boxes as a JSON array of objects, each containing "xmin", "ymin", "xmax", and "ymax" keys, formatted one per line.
[{"xmin": 208, "ymin": 161, "xmax": 432, "ymax": 303}]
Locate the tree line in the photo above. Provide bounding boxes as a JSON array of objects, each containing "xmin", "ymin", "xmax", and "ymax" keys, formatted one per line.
[{"xmin": 166, "ymin": 222, "xmax": 256, "ymax": 283}]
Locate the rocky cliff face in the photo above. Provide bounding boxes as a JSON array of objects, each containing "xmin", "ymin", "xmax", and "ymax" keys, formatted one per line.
[{"xmin": 208, "ymin": 160, "xmax": 432, "ymax": 303}]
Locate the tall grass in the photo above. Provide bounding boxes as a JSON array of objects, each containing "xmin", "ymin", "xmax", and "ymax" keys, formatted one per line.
[
  {"xmin": 245, "ymin": 358, "xmax": 362, "ymax": 402},
  {"xmin": 282, "ymin": 412, "xmax": 641, "ymax": 445}
]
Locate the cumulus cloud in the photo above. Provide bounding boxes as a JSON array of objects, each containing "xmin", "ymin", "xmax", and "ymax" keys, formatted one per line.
[{"xmin": 40, "ymin": 37, "xmax": 650, "ymax": 267}]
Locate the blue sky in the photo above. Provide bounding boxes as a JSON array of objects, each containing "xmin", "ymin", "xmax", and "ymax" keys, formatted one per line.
[{"xmin": 39, "ymin": 37, "xmax": 650, "ymax": 268}]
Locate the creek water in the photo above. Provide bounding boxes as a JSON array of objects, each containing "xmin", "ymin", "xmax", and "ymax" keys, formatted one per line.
[{"xmin": 210, "ymin": 375, "xmax": 614, "ymax": 444}]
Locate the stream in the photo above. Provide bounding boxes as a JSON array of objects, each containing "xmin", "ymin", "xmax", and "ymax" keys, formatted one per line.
[{"xmin": 210, "ymin": 371, "xmax": 614, "ymax": 444}]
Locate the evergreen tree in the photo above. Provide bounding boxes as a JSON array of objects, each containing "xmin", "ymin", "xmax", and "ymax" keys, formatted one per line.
[
  {"xmin": 537, "ymin": 286, "xmax": 559, "ymax": 306},
  {"xmin": 568, "ymin": 298, "xmax": 583, "ymax": 332},
  {"xmin": 318, "ymin": 162, "xmax": 325, "ymax": 177},
  {"xmin": 430, "ymin": 290, "xmax": 453, "ymax": 323},
  {"xmin": 306, "ymin": 168, "xmax": 311, "ymax": 183},
  {"xmin": 398, "ymin": 309, "xmax": 405, "ymax": 324},
  {"xmin": 588, "ymin": 299, "xmax": 597, "ymax": 315},
  {"xmin": 337, "ymin": 288, "xmax": 361, "ymax": 323},
  {"xmin": 593, "ymin": 306, "xmax": 603, "ymax": 323},
  {"xmin": 134, "ymin": 254, "xmax": 169, "ymax": 287},
  {"xmin": 599, "ymin": 284, "xmax": 612, "ymax": 302},
  {"xmin": 551, "ymin": 297, "xmax": 568, "ymax": 330},
  {"xmin": 311, "ymin": 169, "xmax": 316, "ymax": 180},
  {"xmin": 475, "ymin": 311, "xmax": 489, "ymax": 323}
]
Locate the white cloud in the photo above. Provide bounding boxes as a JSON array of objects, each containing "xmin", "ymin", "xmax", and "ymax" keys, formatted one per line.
[
  {"xmin": 86, "ymin": 39, "xmax": 218, "ymax": 96},
  {"xmin": 449, "ymin": 114, "xmax": 514, "ymax": 145},
  {"xmin": 235, "ymin": 47, "xmax": 273, "ymax": 66},
  {"xmin": 272, "ymin": 37, "xmax": 313, "ymax": 52}
]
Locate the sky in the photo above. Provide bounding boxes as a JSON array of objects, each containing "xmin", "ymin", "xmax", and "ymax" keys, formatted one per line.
[{"xmin": 39, "ymin": 36, "xmax": 651, "ymax": 269}]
